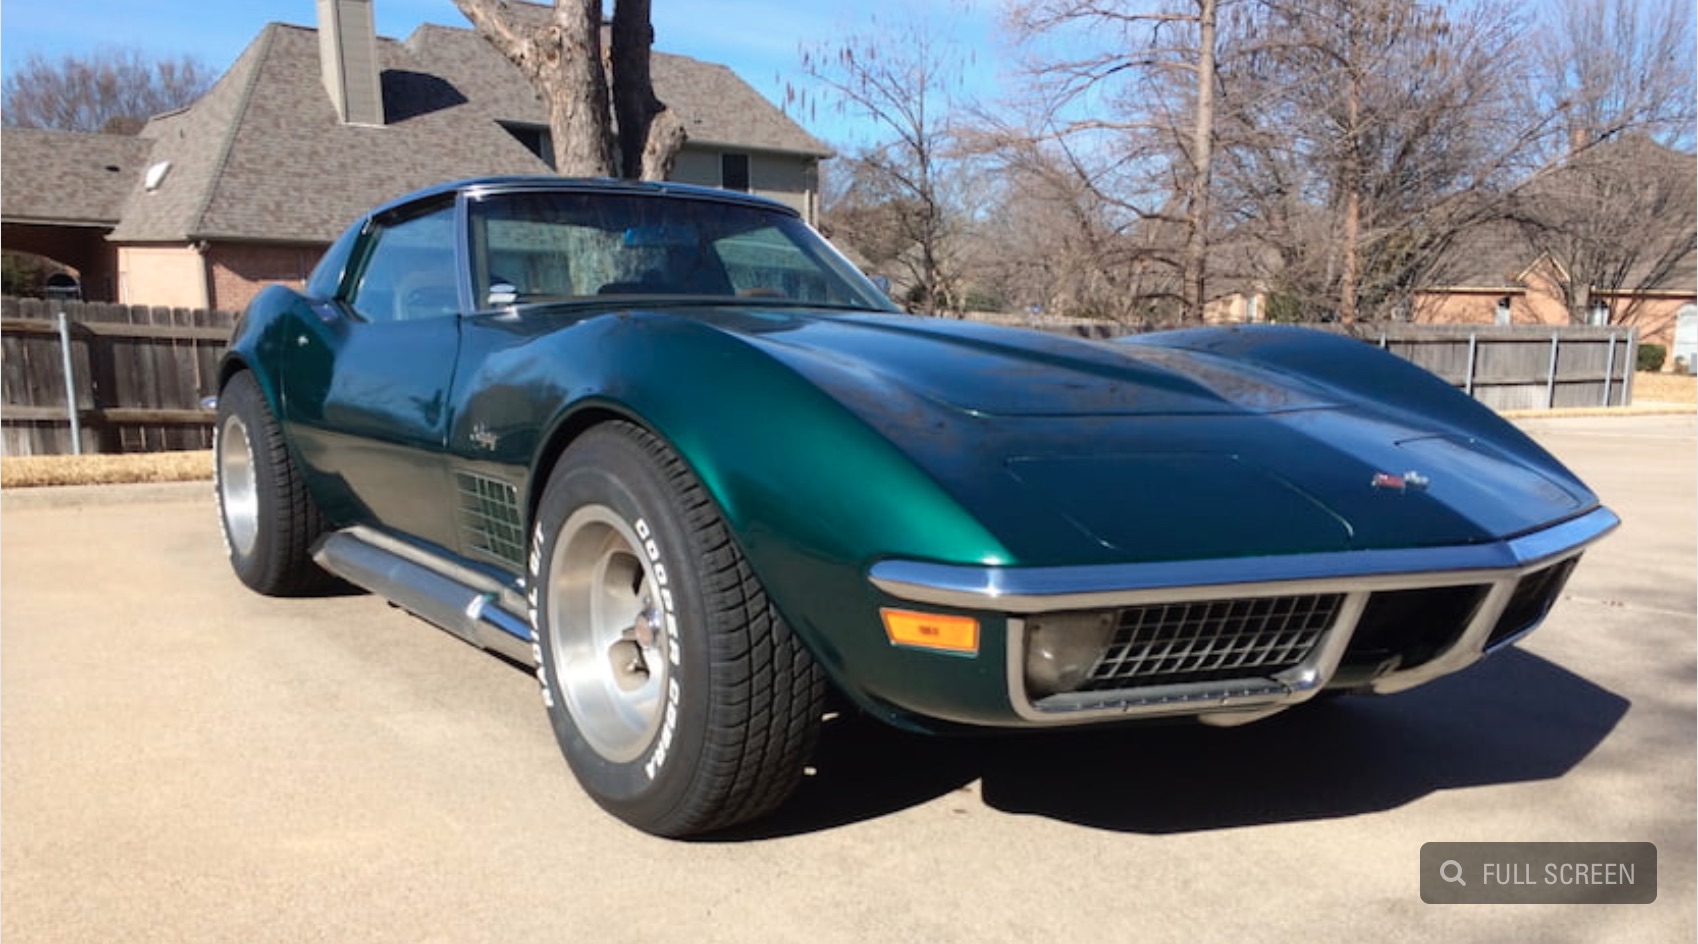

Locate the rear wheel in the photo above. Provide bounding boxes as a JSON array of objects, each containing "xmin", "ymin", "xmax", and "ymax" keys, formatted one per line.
[
  {"xmin": 530, "ymin": 422, "xmax": 825, "ymax": 837},
  {"xmin": 215, "ymin": 371, "xmax": 333, "ymax": 595}
]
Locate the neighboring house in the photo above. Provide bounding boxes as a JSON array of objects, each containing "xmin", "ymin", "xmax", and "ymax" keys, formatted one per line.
[
  {"xmin": 1, "ymin": 130, "xmax": 155, "ymax": 302},
  {"xmin": 1199, "ymin": 139, "xmax": 1696, "ymax": 359},
  {"xmin": 1, "ymin": 0, "xmax": 831, "ymax": 311},
  {"xmin": 1412, "ymin": 137, "xmax": 1697, "ymax": 356}
]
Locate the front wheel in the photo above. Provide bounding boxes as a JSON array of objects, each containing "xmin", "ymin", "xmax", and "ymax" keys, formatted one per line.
[{"xmin": 530, "ymin": 422, "xmax": 825, "ymax": 837}]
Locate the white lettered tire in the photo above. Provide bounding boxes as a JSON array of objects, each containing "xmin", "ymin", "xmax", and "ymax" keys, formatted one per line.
[{"xmin": 529, "ymin": 422, "xmax": 826, "ymax": 836}]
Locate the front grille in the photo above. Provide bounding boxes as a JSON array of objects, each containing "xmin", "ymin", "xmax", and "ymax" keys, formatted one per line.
[
  {"xmin": 1487, "ymin": 557, "xmax": 1578, "ymax": 648},
  {"xmin": 1082, "ymin": 593, "xmax": 1344, "ymax": 689}
]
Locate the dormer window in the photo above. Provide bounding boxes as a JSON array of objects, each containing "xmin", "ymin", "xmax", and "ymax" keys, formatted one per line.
[{"xmin": 501, "ymin": 122, "xmax": 555, "ymax": 170}]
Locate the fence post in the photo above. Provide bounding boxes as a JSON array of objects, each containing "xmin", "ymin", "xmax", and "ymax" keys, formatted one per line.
[
  {"xmin": 1545, "ymin": 333, "xmax": 1560, "ymax": 408},
  {"xmin": 1464, "ymin": 331, "xmax": 1478, "ymax": 397},
  {"xmin": 1622, "ymin": 331, "xmax": 1636, "ymax": 404},
  {"xmin": 1602, "ymin": 333, "xmax": 1617, "ymax": 406},
  {"xmin": 56, "ymin": 310, "xmax": 83, "ymax": 455}
]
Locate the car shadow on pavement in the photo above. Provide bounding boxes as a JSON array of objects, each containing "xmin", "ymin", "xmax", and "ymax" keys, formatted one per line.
[{"xmin": 714, "ymin": 648, "xmax": 1627, "ymax": 840}]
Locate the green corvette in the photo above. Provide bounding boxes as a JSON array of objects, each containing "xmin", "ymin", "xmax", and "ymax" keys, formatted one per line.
[{"xmin": 215, "ymin": 177, "xmax": 1617, "ymax": 836}]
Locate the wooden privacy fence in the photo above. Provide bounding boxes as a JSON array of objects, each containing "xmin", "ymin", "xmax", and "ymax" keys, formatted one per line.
[
  {"xmin": 1346, "ymin": 324, "xmax": 1637, "ymax": 411},
  {"xmin": 976, "ymin": 314, "xmax": 1638, "ymax": 411},
  {"xmin": 1, "ymin": 297, "xmax": 235, "ymax": 456},
  {"xmin": 0, "ymin": 299, "xmax": 1645, "ymax": 457}
]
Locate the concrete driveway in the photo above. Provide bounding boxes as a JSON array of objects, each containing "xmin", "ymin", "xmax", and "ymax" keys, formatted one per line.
[{"xmin": 4, "ymin": 415, "xmax": 1693, "ymax": 943}]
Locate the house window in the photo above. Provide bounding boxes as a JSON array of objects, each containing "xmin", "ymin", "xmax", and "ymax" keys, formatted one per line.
[
  {"xmin": 1588, "ymin": 301, "xmax": 1610, "ymax": 326},
  {"xmin": 501, "ymin": 123, "xmax": 555, "ymax": 170},
  {"xmin": 721, "ymin": 153, "xmax": 750, "ymax": 192},
  {"xmin": 1494, "ymin": 297, "xmax": 1512, "ymax": 326}
]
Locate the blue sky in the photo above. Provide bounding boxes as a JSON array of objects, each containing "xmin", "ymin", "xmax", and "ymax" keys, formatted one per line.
[{"xmin": 0, "ymin": 0, "xmax": 1006, "ymax": 149}]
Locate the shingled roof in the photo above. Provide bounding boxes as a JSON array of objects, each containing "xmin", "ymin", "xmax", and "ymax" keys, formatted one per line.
[
  {"xmin": 1431, "ymin": 137, "xmax": 1697, "ymax": 293},
  {"xmin": 12, "ymin": 8, "xmax": 828, "ymax": 245},
  {"xmin": 1, "ymin": 129, "xmax": 155, "ymax": 227},
  {"xmin": 409, "ymin": 17, "xmax": 830, "ymax": 157},
  {"xmin": 111, "ymin": 23, "xmax": 558, "ymax": 243}
]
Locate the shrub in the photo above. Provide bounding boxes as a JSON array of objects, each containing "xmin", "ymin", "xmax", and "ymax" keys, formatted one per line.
[
  {"xmin": 1, "ymin": 252, "xmax": 43, "ymax": 296},
  {"xmin": 1637, "ymin": 343, "xmax": 1667, "ymax": 372}
]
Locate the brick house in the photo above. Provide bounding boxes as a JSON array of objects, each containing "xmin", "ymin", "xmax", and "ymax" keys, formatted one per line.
[
  {"xmin": 1, "ymin": 0, "xmax": 831, "ymax": 312},
  {"xmin": 1410, "ymin": 138, "xmax": 1695, "ymax": 356},
  {"xmin": 1199, "ymin": 138, "xmax": 1694, "ymax": 362}
]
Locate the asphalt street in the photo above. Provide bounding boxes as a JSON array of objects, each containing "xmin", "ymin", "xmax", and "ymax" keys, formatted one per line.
[{"xmin": 3, "ymin": 414, "xmax": 1694, "ymax": 943}]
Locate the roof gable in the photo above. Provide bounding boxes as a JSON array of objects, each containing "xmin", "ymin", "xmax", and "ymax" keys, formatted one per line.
[{"xmin": 108, "ymin": 24, "xmax": 276, "ymax": 243}]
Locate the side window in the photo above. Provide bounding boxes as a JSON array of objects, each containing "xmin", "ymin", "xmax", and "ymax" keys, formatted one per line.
[
  {"xmin": 305, "ymin": 220, "xmax": 366, "ymax": 299},
  {"xmin": 348, "ymin": 203, "xmax": 461, "ymax": 322}
]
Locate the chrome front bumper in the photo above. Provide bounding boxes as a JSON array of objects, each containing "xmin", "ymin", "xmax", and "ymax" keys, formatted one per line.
[{"xmin": 869, "ymin": 507, "xmax": 1619, "ymax": 727}]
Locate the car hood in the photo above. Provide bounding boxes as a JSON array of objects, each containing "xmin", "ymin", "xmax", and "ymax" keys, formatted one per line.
[
  {"xmin": 682, "ymin": 308, "xmax": 1598, "ymax": 565},
  {"xmin": 723, "ymin": 309, "xmax": 1340, "ymax": 417}
]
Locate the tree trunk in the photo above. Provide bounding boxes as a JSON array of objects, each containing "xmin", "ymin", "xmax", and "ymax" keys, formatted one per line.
[
  {"xmin": 455, "ymin": 0, "xmax": 683, "ymax": 181},
  {"xmin": 547, "ymin": 0, "xmax": 616, "ymax": 177},
  {"xmin": 1182, "ymin": 0, "xmax": 1219, "ymax": 323},
  {"xmin": 1339, "ymin": 42, "xmax": 1363, "ymax": 323},
  {"xmin": 611, "ymin": 0, "xmax": 685, "ymax": 180}
]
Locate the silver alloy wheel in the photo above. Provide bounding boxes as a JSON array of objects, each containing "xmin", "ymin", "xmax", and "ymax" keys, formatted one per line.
[
  {"xmin": 548, "ymin": 504, "xmax": 671, "ymax": 763},
  {"xmin": 218, "ymin": 413, "xmax": 260, "ymax": 557}
]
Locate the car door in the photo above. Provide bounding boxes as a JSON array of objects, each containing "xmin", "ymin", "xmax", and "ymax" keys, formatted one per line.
[{"xmin": 284, "ymin": 196, "xmax": 465, "ymax": 550}]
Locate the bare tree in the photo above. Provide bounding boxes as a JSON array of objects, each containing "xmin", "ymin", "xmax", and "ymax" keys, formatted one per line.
[
  {"xmin": 1530, "ymin": 0, "xmax": 1697, "ymax": 161},
  {"xmin": 2, "ymin": 46, "xmax": 214, "ymax": 134},
  {"xmin": 800, "ymin": 14, "xmax": 976, "ymax": 314},
  {"xmin": 1219, "ymin": 0, "xmax": 1542, "ymax": 321},
  {"xmin": 964, "ymin": 128, "xmax": 1179, "ymax": 321},
  {"xmin": 451, "ymin": 0, "xmax": 683, "ymax": 179},
  {"xmin": 1005, "ymin": 0, "xmax": 1225, "ymax": 322}
]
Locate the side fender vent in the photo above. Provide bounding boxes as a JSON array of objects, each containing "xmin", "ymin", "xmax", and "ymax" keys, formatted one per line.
[{"xmin": 456, "ymin": 472, "xmax": 526, "ymax": 568}]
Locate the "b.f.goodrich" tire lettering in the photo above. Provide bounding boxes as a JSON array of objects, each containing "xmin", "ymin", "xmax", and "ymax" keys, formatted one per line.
[{"xmin": 636, "ymin": 518, "xmax": 681, "ymax": 781}]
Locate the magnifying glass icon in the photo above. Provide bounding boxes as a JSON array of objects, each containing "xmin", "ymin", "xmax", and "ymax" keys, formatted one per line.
[{"xmin": 1440, "ymin": 860, "xmax": 1467, "ymax": 886}]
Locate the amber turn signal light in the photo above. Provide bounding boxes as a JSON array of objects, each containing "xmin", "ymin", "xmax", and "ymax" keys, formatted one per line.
[{"xmin": 881, "ymin": 608, "xmax": 979, "ymax": 655}]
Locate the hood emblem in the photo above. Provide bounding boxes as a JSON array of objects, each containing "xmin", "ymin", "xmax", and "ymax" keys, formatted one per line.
[
  {"xmin": 1372, "ymin": 470, "xmax": 1431, "ymax": 492},
  {"xmin": 470, "ymin": 424, "xmax": 500, "ymax": 451}
]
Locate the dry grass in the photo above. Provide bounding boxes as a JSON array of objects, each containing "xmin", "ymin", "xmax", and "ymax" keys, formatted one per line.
[
  {"xmin": 1, "ymin": 450, "xmax": 212, "ymax": 489},
  {"xmin": 1633, "ymin": 371, "xmax": 1697, "ymax": 404}
]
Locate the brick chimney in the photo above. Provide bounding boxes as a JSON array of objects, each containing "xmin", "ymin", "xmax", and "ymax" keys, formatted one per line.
[{"xmin": 317, "ymin": 0, "xmax": 385, "ymax": 125}]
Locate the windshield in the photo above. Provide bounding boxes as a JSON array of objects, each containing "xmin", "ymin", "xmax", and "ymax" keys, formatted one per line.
[{"xmin": 466, "ymin": 190, "xmax": 895, "ymax": 312}]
